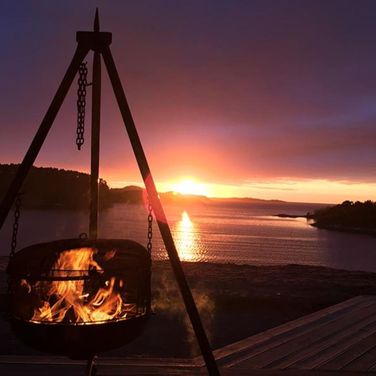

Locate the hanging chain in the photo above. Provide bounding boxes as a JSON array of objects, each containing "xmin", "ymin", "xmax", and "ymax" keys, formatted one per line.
[
  {"xmin": 147, "ymin": 201, "xmax": 153, "ymax": 254},
  {"xmin": 76, "ymin": 62, "xmax": 90, "ymax": 150},
  {"xmin": 10, "ymin": 194, "xmax": 22, "ymax": 258}
]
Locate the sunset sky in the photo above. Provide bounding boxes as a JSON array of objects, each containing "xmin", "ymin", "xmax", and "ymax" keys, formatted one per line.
[{"xmin": 1, "ymin": 1, "xmax": 376, "ymax": 203}]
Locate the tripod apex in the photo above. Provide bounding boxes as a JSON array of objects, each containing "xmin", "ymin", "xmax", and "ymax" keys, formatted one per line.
[{"xmin": 94, "ymin": 8, "xmax": 100, "ymax": 32}]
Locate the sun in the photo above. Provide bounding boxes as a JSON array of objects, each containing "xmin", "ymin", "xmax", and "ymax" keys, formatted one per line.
[{"xmin": 172, "ymin": 179, "xmax": 209, "ymax": 196}]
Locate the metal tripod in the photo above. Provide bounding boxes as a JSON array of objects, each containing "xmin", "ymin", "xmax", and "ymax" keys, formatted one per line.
[{"xmin": 0, "ymin": 9, "xmax": 219, "ymax": 376}]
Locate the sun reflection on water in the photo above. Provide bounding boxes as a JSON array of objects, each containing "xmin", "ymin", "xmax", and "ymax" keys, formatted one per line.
[{"xmin": 174, "ymin": 211, "xmax": 201, "ymax": 261}]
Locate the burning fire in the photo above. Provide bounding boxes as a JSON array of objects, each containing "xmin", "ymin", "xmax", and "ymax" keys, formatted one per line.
[{"xmin": 24, "ymin": 248, "xmax": 137, "ymax": 324}]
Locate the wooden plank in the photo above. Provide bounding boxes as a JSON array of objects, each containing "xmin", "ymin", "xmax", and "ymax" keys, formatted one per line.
[
  {"xmin": 0, "ymin": 363, "xmax": 373, "ymax": 376},
  {"xmin": 344, "ymin": 343, "xmax": 376, "ymax": 371},
  {"xmin": 225, "ymin": 296, "xmax": 375, "ymax": 368},
  {"xmin": 268, "ymin": 305, "xmax": 376, "ymax": 369},
  {"xmin": 0, "ymin": 364, "xmax": 83, "ymax": 376},
  {"xmin": 368, "ymin": 356, "xmax": 376, "ymax": 370},
  {"xmin": 212, "ymin": 295, "xmax": 368, "ymax": 366},
  {"xmin": 98, "ymin": 357, "xmax": 197, "ymax": 368},
  {"xmin": 0, "ymin": 366, "xmax": 202, "ymax": 376},
  {"xmin": 0, "ymin": 355, "xmax": 198, "ymax": 368},
  {"xmin": 0, "ymin": 358, "xmax": 203, "ymax": 376},
  {"xmin": 221, "ymin": 369, "xmax": 375, "ymax": 376},
  {"xmin": 232, "ymin": 299, "xmax": 376, "ymax": 369},
  {"xmin": 317, "ymin": 330, "xmax": 376, "ymax": 370},
  {"xmin": 98, "ymin": 365, "xmax": 203, "ymax": 375},
  {"xmin": 293, "ymin": 321, "xmax": 376, "ymax": 369},
  {"xmin": 289, "ymin": 321, "xmax": 376, "ymax": 370}
]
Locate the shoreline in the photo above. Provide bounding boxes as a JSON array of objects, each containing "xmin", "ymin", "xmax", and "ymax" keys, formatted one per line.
[
  {"xmin": 1, "ymin": 261, "xmax": 376, "ymax": 358},
  {"xmin": 310, "ymin": 222, "xmax": 376, "ymax": 237},
  {"xmin": 275, "ymin": 213, "xmax": 308, "ymax": 218},
  {"xmin": 275, "ymin": 213, "xmax": 376, "ymax": 237}
]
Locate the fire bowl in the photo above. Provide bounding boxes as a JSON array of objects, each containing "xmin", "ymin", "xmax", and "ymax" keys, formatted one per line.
[{"xmin": 7, "ymin": 238, "xmax": 151, "ymax": 358}]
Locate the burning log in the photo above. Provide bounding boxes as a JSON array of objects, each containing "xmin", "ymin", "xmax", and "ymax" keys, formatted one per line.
[{"xmin": 7, "ymin": 239, "xmax": 151, "ymax": 358}]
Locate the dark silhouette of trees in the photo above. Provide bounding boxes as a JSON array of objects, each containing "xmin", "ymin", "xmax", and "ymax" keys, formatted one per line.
[
  {"xmin": 0, "ymin": 164, "xmax": 111, "ymax": 210},
  {"xmin": 309, "ymin": 200, "xmax": 376, "ymax": 233},
  {"xmin": 0, "ymin": 164, "xmax": 153, "ymax": 209}
]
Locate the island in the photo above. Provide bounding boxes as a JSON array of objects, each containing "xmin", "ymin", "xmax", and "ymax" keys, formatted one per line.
[{"xmin": 308, "ymin": 200, "xmax": 376, "ymax": 236}]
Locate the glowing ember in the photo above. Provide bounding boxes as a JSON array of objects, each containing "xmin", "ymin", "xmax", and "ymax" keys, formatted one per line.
[{"xmin": 24, "ymin": 248, "xmax": 137, "ymax": 323}]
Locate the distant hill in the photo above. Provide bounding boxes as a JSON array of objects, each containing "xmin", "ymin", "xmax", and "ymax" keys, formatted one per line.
[
  {"xmin": 211, "ymin": 197, "xmax": 286, "ymax": 204},
  {"xmin": 160, "ymin": 191, "xmax": 210, "ymax": 204},
  {"xmin": 110, "ymin": 186, "xmax": 144, "ymax": 204}
]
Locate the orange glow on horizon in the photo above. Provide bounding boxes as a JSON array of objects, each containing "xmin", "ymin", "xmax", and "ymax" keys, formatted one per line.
[
  {"xmin": 109, "ymin": 177, "xmax": 376, "ymax": 205},
  {"xmin": 170, "ymin": 179, "xmax": 210, "ymax": 196}
]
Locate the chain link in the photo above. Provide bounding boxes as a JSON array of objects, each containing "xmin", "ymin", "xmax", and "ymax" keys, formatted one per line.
[
  {"xmin": 147, "ymin": 202, "xmax": 153, "ymax": 254},
  {"xmin": 10, "ymin": 194, "xmax": 22, "ymax": 258},
  {"xmin": 76, "ymin": 62, "xmax": 89, "ymax": 150}
]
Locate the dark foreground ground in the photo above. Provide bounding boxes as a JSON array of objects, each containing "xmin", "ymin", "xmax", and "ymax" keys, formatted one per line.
[{"xmin": 1, "ymin": 259, "xmax": 376, "ymax": 358}]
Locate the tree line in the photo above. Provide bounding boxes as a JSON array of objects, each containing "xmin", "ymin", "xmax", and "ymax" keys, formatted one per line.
[{"xmin": 0, "ymin": 164, "xmax": 143, "ymax": 209}]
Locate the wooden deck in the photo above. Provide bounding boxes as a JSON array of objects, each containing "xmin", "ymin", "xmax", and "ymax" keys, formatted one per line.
[
  {"xmin": 211, "ymin": 295, "xmax": 376, "ymax": 373},
  {"xmin": 1, "ymin": 296, "xmax": 376, "ymax": 375}
]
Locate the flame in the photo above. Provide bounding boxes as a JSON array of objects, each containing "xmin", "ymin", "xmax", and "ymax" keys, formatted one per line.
[{"xmin": 29, "ymin": 248, "xmax": 137, "ymax": 324}]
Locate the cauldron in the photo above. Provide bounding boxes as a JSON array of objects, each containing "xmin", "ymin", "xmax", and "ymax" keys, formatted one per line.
[{"xmin": 7, "ymin": 238, "xmax": 151, "ymax": 358}]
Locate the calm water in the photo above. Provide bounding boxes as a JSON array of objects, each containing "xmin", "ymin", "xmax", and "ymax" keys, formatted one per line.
[{"xmin": 1, "ymin": 201, "xmax": 376, "ymax": 272}]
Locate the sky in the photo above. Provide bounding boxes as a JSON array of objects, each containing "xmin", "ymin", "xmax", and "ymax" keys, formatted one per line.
[{"xmin": 0, "ymin": 0, "xmax": 375, "ymax": 203}]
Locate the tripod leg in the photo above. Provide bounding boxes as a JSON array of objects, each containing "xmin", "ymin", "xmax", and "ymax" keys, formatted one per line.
[
  {"xmin": 0, "ymin": 44, "xmax": 90, "ymax": 231},
  {"xmin": 89, "ymin": 49, "xmax": 101, "ymax": 240},
  {"xmin": 102, "ymin": 46, "xmax": 220, "ymax": 376},
  {"xmin": 85, "ymin": 354, "xmax": 97, "ymax": 376}
]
